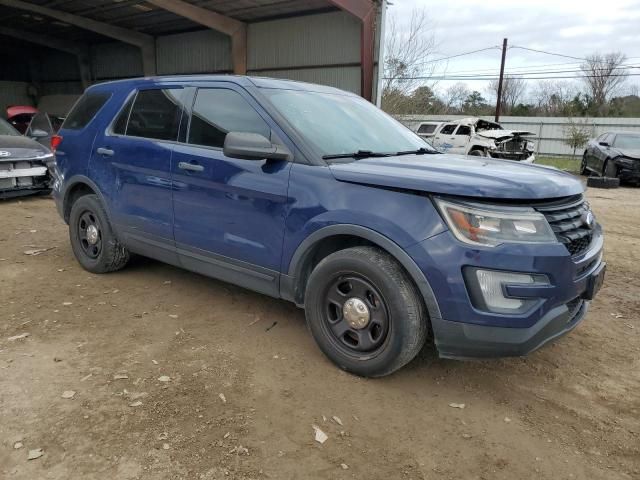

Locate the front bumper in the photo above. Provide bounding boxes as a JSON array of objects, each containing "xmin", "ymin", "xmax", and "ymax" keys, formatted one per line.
[
  {"xmin": 406, "ymin": 225, "xmax": 604, "ymax": 359},
  {"xmin": 0, "ymin": 158, "xmax": 52, "ymax": 199},
  {"xmin": 432, "ymin": 298, "xmax": 589, "ymax": 359}
]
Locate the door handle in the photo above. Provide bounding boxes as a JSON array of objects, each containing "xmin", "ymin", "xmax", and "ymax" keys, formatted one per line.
[
  {"xmin": 178, "ymin": 162, "xmax": 204, "ymax": 172},
  {"xmin": 96, "ymin": 147, "xmax": 114, "ymax": 156}
]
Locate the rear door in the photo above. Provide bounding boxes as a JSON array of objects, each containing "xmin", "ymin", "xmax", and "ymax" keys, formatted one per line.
[
  {"xmin": 89, "ymin": 87, "xmax": 186, "ymax": 263},
  {"xmin": 170, "ymin": 84, "xmax": 293, "ymax": 296}
]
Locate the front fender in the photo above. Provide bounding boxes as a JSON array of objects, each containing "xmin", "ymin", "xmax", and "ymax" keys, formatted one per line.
[{"xmin": 281, "ymin": 223, "xmax": 442, "ymax": 321}]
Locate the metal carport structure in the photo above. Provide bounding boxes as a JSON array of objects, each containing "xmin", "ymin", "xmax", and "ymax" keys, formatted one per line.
[{"xmin": 0, "ymin": 0, "xmax": 385, "ymax": 114}]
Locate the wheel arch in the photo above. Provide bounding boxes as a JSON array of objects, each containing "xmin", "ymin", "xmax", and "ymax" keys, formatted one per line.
[
  {"xmin": 281, "ymin": 224, "xmax": 442, "ymax": 321},
  {"xmin": 62, "ymin": 176, "xmax": 109, "ymax": 223}
]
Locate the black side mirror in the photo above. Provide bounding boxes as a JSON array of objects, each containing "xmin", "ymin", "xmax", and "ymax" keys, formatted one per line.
[
  {"xmin": 599, "ymin": 141, "xmax": 610, "ymax": 147},
  {"xmin": 223, "ymin": 132, "xmax": 292, "ymax": 161},
  {"xmin": 30, "ymin": 128, "xmax": 49, "ymax": 138}
]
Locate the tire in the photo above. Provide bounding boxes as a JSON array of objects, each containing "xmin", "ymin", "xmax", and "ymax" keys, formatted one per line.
[
  {"xmin": 580, "ymin": 153, "xmax": 589, "ymax": 176},
  {"xmin": 587, "ymin": 176, "xmax": 620, "ymax": 189},
  {"xmin": 69, "ymin": 194, "xmax": 130, "ymax": 273},
  {"xmin": 468, "ymin": 149, "xmax": 485, "ymax": 157},
  {"xmin": 304, "ymin": 246, "xmax": 428, "ymax": 377},
  {"xmin": 604, "ymin": 160, "xmax": 618, "ymax": 178}
]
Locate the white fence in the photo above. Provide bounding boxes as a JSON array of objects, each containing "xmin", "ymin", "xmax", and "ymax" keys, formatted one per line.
[{"xmin": 398, "ymin": 115, "xmax": 640, "ymax": 157}]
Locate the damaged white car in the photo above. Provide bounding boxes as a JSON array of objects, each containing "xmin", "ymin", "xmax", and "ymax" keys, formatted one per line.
[
  {"xmin": 430, "ymin": 118, "xmax": 536, "ymax": 163},
  {"xmin": 0, "ymin": 118, "xmax": 54, "ymax": 199}
]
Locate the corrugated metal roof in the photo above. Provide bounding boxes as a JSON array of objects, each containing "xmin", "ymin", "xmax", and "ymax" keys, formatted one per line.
[{"xmin": 0, "ymin": 0, "xmax": 341, "ymax": 41}]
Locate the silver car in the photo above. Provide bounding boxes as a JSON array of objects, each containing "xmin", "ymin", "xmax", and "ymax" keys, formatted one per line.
[{"xmin": 0, "ymin": 118, "xmax": 54, "ymax": 199}]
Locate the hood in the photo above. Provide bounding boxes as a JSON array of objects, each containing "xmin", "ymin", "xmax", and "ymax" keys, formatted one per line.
[
  {"xmin": 0, "ymin": 135, "xmax": 51, "ymax": 161},
  {"xmin": 614, "ymin": 148, "xmax": 640, "ymax": 160},
  {"xmin": 477, "ymin": 129, "xmax": 536, "ymax": 140},
  {"xmin": 328, "ymin": 154, "xmax": 583, "ymax": 200}
]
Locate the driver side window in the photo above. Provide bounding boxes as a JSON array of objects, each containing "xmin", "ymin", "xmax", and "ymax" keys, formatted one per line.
[{"xmin": 187, "ymin": 88, "xmax": 271, "ymax": 149}]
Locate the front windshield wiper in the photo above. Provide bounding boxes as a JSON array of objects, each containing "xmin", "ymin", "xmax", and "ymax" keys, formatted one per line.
[
  {"xmin": 322, "ymin": 150, "xmax": 394, "ymax": 160},
  {"xmin": 394, "ymin": 147, "xmax": 440, "ymax": 156}
]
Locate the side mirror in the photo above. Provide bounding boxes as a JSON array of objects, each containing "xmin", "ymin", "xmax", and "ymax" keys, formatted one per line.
[
  {"xmin": 30, "ymin": 128, "xmax": 49, "ymax": 138},
  {"xmin": 599, "ymin": 141, "xmax": 610, "ymax": 147},
  {"xmin": 223, "ymin": 132, "xmax": 292, "ymax": 161}
]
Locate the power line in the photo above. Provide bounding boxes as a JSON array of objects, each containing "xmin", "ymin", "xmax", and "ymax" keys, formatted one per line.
[
  {"xmin": 413, "ymin": 46, "xmax": 501, "ymax": 66},
  {"xmin": 384, "ymin": 73, "xmax": 640, "ymax": 81},
  {"xmin": 431, "ymin": 63, "xmax": 640, "ymax": 77},
  {"xmin": 508, "ymin": 46, "xmax": 586, "ymax": 61}
]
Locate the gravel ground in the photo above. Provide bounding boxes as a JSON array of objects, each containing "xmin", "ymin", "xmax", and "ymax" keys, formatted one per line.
[{"xmin": 1, "ymin": 186, "xmax": 639, "ymax": 480}]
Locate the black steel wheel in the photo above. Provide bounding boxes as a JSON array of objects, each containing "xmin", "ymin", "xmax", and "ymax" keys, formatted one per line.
[
  {"xmin": 69, "ymin": 194, "xmax": 130, "ymax": 273},
  {"xmin": 77, "ymin": 210, "xmax": 103, "ymax": 259},
  {"xmin": 305, "ymin": 246, "xmax": 428, "ymax": 377},
  {"xmin": 323, "ymin": 274, "xmax": 390, "ymax": 355}
]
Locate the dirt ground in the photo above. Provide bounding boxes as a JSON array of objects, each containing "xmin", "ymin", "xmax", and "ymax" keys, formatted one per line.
[{"xmin": 1, "ymin": 185, "xmax": 639, "ymax": 480}]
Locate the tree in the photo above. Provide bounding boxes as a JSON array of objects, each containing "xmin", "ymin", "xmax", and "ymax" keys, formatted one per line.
[
  {"xmin": 381, "ymin": 8, "xmax": 439, "ymax": 114},
  {"xmin": 443, "ymin": 82, "xmax": 470, "ymax": 114},
  {"xmin": 462, "ymin": 91, "xmax": 490, "ymax": 116},
  {"xmin": 532, "ymin": 81, "xmax": 576, "ymax": 116},
  {"xmin": 580, "ymin": 52, "xmax": 628, "ymax": 115},
  {"xmin": 563, "ymin": 118, "xmax": 592, "ymax": 159},
  {"xmin": 488, "ymin": 76, "xmax": 527, "ymax": 115}
]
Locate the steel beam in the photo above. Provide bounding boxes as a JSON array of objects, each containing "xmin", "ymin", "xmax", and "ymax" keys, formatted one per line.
[
  {"xmin": 0, "ymin": 26, "xmax": 91, "ymax": 88},
  {"xmin": 146, "ymin": 0, "xmax": 247, "ymax": 74},
  {"xmin": 0, "ymin": 0, "xmax": 157, "ymax": 75},
  {"xmin": 327, "ymin": 0, "xmax": 376, "ymax": 101}
]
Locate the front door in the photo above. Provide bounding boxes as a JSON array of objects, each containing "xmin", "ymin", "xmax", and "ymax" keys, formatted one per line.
[
  {"xmin": 171, "ymin": 85, "xmax": 293, "ymax": 296},
  {"xmin": 432, "ymin": 124, "xmax": 458, "ymax": 153},
  {"xmin": 450, "ymin": 125, "xmax": 472, "ymax": 154}
]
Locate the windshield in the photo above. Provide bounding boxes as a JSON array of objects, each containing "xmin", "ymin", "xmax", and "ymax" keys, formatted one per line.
[
  {"xmin": 0, "ymin": 118, "xmax": 20, "ymax": 136},
  {"xmin": 614, "ymin": 134, "xmax": 640, "ymax": 149},
  {"xmin": 263, "ymin": 89, "xmax": 433, "ymax": 157}
]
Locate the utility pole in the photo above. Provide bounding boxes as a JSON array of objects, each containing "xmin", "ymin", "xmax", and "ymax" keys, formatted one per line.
[{"xmin": 495, "ymin": 38, "xmax": 508, "ymax": 122}]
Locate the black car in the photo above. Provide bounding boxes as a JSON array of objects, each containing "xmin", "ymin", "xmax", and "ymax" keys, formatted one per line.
[
  {"xmin": 0, "ymin": 118, "xmax": 54, "ymax": 199},
  {"xmin": 582, "ymin": 131, "xmax": 640, "ymax": 183}
]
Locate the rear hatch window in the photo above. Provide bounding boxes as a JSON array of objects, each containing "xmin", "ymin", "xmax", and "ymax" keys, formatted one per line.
[{"xmin": 62, "ymin": 91, "xmax": 111, "ymax": 130}]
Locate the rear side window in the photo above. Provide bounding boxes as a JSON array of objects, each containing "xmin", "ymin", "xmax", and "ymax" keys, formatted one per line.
[
  {"xmin": 188, "ymin": 88, "xmax": 270, "ymax": 149},
  {"xmin": 417, "ymin": 124, "xmax": 437, "ymax": 134},
  {"xmin": 440, "ymin": 124, "xmax": 457, "ymax": 135},
  {"xmin": 63, "ymin": 91, "xmax": 111, "ymax": 130},
  {"xmin": 112, "ymin": 96, "xmax": 134, "ymax": 135},
  {"xmin": 125, "ymin": 89, "xmax": 181, "ymax": 141}
]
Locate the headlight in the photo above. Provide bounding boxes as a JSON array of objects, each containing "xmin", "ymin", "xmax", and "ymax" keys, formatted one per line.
[{"xmin": 435, "ymin": 198, "xmax": 557, "ymax": 247}]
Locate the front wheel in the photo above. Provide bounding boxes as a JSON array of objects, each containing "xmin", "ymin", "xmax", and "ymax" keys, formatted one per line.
[
  {"xmin": 580, "ymin": 153, "xmax": 589, "ymax": 176},
  {"xmin": 604, "ymin": 159, "xmax": 618, "ymax": 178},
  {"xmin": 304, "ymin": 246, "xmax": 428, "ymax": 377},
  {"xmin": 468, "ymin": 149, "xmax": 485, "ymax": 157}
]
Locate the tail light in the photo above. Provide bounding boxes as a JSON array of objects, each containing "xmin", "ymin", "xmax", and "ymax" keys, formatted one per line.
[{"xmin": 50, "ymin": 135, "xmax": 63, "ymax": 152}]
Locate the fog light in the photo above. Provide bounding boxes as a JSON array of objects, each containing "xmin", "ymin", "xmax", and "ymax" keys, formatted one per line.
[{"xmin": 466, "ymin": 269, "xmax": 549, "ymax": 314}]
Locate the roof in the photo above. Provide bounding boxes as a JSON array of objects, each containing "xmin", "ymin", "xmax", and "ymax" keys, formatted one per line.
[
  {"xmin": 88, "ymin": 74, "xmax": 355, "ymax": 96},
  {"xmin": 0, "ymin": 0, "xmax": 340, "ymax": 43}
]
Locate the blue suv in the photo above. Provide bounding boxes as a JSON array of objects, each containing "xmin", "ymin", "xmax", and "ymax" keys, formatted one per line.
[{"xmin": 51, "ymin": 76, "xmax": 605, "ymax": 376}]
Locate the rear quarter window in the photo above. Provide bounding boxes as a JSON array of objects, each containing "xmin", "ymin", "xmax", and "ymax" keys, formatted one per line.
[
  {"xmin": 62, "ymin": 91, "xmax": 111, "ymax": 130},
  {"xmin": 417, "ymin": 124, "xmax": 437, "ymax": 134}
]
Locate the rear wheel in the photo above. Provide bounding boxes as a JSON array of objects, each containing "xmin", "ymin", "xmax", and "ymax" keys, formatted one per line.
[
  {"xmin": 69, "ymin": 194, "xmax": 129, "ymax": 273},
  {"xmin": 304, "ymin": 246, "xmax": 428, "ymax": 377}
]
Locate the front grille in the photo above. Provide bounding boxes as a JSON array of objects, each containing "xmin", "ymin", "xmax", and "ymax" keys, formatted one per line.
[{"xmin": 534, "ymin": 195, "xmax": 593, "ymax": 257}]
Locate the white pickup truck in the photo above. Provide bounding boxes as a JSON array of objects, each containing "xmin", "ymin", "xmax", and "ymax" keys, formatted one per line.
[{"xmin": 425, "ymin": 117, "xmax": 536, "ymax": 163}]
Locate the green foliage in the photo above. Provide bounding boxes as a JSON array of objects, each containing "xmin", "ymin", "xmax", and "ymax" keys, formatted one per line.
[{"xmin": 563, "ymin": 118, "xmax": 592, "ymax": 158}]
